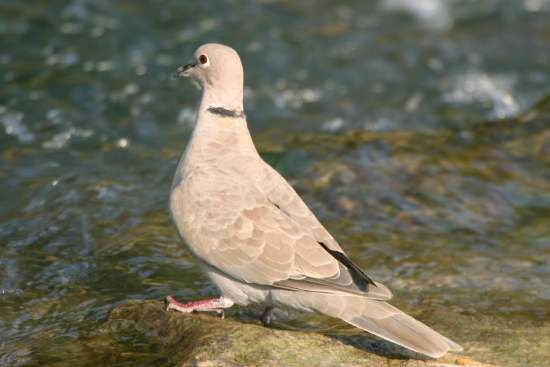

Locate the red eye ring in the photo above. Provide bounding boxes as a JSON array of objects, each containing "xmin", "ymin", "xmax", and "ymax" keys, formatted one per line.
[{"xmin": 199, "ymin": 54, "xmax": 208, "ymax": 65}]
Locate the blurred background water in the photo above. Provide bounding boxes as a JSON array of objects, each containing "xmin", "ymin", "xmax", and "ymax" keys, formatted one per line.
[{"xmin": 1, "ymin": 0, "xmax": 549, "ymax": 366}]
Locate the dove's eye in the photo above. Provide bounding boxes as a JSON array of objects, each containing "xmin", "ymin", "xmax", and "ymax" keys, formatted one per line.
[{"xmin": 198, "ymin": 54, "xmax": 208, "ymax": 65}]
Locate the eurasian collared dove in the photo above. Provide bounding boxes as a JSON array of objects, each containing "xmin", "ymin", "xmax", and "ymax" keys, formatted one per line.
[{"xmin": 167, "ymin": 43, "xmax": 462, "ymax": 358}]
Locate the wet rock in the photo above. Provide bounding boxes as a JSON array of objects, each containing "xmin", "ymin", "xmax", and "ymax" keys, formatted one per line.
[{"xmin": 94, "ymin": 300, "xmax": 497, "ymax": 367}]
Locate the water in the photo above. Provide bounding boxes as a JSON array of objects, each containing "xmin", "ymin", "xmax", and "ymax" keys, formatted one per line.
[{"xmin": 1, "ymin": 1, "xmax": 549, "ymax": 365}]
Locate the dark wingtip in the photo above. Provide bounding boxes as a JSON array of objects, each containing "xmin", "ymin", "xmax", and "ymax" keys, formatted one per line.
[{"xmin": 317, "ymin": 242, "xmax": 376, "ymax": 290}]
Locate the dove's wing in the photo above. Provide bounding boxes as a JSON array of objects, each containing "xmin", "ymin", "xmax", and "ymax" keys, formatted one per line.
[
  {"xmin": 171, "ymin": 163, "xmax": 392, "ymax": 300},
  {"xmin": 258, "ymin": 161, "xmax": 346, "ymax": 253},
  {"xmin": 257, "ymin": 162, "xmax": 391, "ymax": 299}
]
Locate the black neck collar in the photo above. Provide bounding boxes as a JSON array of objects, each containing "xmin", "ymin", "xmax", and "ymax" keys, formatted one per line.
[{"xmin": 207, "ymin": 106, "xmax": 245, "ymax": 118}]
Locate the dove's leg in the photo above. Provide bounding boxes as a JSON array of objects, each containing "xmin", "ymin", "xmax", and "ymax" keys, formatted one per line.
[
  {"xmin": 166, "ymin": 295, "xmax": 234, "ymax": 318},
  {"xmin": 260, "ymin": 306, "xmax": 274, "ymax": 326}
]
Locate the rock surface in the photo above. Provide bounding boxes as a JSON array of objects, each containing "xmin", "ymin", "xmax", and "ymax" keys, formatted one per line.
[{"xmin": 86, "ymin": 300, "xmax": 498, "ymax": 367}]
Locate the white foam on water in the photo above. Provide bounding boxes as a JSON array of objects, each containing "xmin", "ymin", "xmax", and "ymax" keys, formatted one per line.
[
  {"xmin": 0, "ymin": 110, "xmax": 35, "ymax": 143},
  {"xmin": 381, "ymin": 0, "xmax": 453, "ymax": 31},
  {"xmin": 444, "ymin": 71, "xmax": 520, "ymax": 119}
]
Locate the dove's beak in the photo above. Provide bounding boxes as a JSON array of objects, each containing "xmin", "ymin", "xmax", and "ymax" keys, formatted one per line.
[{"xmin": 174, "ymin": 62, "xmax": 196, "ymax": 78}]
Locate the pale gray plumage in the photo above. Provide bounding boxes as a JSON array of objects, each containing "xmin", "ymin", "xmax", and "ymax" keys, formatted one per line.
[{"xmin": 170, "ymin": 43, "xmax": 462, "ymax": 358}]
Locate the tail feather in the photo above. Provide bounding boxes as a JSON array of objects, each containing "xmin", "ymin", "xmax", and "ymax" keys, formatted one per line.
[
  {"xmin": 345, "ymin": 306, "xmax": 462, "ymax": 358},
  {"xmin": 295, "ymin": 293, "xmax": 462, "ymax": 358}
]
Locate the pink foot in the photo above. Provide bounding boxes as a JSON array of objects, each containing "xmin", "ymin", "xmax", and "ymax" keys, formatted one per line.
[{"xmin": 165, "ymin": 295, "xmax": 234, "ymax": 318}]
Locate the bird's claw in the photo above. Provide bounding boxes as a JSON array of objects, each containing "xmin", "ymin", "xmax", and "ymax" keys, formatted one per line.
[{"xmin": 260, "ymin": 306, "xmax": 274, "ymax": 327}]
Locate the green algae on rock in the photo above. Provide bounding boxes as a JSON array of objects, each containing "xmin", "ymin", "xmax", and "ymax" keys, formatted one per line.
[{"xmin": 87, "ymin": 300, "xmax": 498, "ymax": 367}]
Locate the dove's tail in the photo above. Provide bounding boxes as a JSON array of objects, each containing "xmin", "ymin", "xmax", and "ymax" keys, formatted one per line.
[
  {"xmin": 294, "ymin": 293, "xmax": 462, "ymax": 358},
  {"xmin": 336, "ymin": 300, "xmax": 463, "ymax": 358}
]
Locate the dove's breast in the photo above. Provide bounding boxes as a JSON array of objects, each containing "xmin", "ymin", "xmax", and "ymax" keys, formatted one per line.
[
  {"xmin": 170, "ymin": 167, "xmax": 220, "ymax": 253},
  {"xmin": 170, "ymin": 161, "xmax": 257, "ymax": 257},
  {"xmin": 169, "ymin": 162, "xmax": 276, "ymax": 306}
]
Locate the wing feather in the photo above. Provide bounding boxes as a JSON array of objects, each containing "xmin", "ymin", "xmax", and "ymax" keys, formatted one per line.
[{"xmin": 170, "ymin": 163, "xmax": 392, "ymax": 300}]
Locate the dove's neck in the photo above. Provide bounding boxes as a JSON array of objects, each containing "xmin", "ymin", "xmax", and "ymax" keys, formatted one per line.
[
  {"xmin": 199, "ymin": 85, "xmax": 243, "ymax": 114},
  {"xmin": 182, "ymin": 86, "xmax": 259, "ymax": 168}
]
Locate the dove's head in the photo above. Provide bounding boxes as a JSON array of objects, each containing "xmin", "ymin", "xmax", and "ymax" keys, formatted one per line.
[{"xmin": 176, "ymin": 43, "xmax": 244, "ymax": 93}]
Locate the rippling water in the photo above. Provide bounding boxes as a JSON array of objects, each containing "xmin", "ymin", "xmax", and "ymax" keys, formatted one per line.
[{"xmin": 1, "ymin": 1, "xmax": 549, "ymax": 366}]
